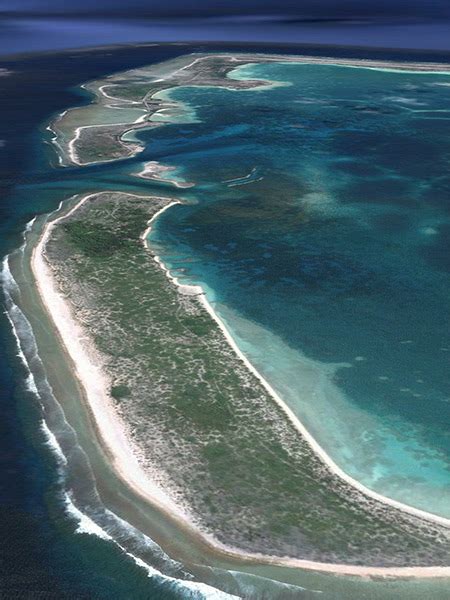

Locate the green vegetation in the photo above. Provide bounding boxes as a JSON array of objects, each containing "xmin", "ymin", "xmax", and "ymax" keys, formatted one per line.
[
  {"xmin": 71, "ymin": 124, "xmax": 147, "ymax": 165},
  {"xmin": 45, "ymin": 191, "xmax": 450, "ymax": 566},
  {"xmin": 111, "ymin": 384, "xmax": 131, "ymax": 400},
  {"xmin": 51, "ymin": 54, "xmax": 272, "ymax": 167},
  {"xmin": 64, "ymin": 222, "xmax": 128, "ymax": 257}
]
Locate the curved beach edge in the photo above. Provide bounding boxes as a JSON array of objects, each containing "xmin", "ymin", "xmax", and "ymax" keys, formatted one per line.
[
  {"xmin": 49, "ymin": 51, "xmax": 450, "ymax": 169},
  {"xmin": 28, "ymin": 191, "xmax": 450, "ymax": 579}
]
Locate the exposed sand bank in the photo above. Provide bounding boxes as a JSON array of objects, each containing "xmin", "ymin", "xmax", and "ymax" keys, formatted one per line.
[{"xmin": 134, "ymin": 160, "xmax": 195, "ymax": 188}]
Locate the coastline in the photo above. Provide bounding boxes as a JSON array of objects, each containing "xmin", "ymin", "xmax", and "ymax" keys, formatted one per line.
[
  {"xmin": 49, "ymin": 51, "xmax": 450, "ymax": 169},
  {"xmin": 28, "ymin": 191, "xmax": 450, "ymax": 578},
  {"xmin": 31, "ymin": 194, "xmax": 195, "ymax": 525}
]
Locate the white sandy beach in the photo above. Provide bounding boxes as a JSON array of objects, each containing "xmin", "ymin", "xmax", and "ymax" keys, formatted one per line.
[
  {"xmin": 51, "ymin": 52, "xmax": 450, "ymax": 169},
  {"xmin": 30, "ymin": 41, "xmax": 450, "ymax": 587},
  {"xmin": 135, "ymin": 160, "xmax": 195, "ymax": 188},
  {"xmin": 28, "ymin": 191, "xmax": 450, "ymax": 579},
  {"xmin": 67, "ymin": 117, "xmax": 148, "ymax": 166}
]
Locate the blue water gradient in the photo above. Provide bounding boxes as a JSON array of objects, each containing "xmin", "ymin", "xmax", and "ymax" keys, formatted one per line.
[
  {"xmin": 0, "ymin": 42, "xmax": 233, "ymax": 600},
  {"xmin": 147, "ymin": 61, "xmax": 450, "ymax": 517},
  {"xmin": 3, "ymin": 44, "xmax": 450, "ymax": 598}
]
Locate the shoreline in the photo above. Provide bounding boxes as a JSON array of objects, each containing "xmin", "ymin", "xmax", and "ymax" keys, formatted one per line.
[
  {"xmin": 66, "ymin": 115, "xmax": 149, "ymax": 166},
  {"xmin": 29, "ymin": 191, "xmax": 450, "ymax": 578},
  {"xmin": 50, "ymin": 51, "xmax": 450, "ymax": 169},
  {"xmin": 258, "ymin": 53, "xmax": 450, "ymax": 73},
  {"xmin": 31, "ymin": 193, "xmax": 197, "ymax": 525},
  {"xmin": 144, "ymin": 202, "xmax": 450, "ymax": 533}
]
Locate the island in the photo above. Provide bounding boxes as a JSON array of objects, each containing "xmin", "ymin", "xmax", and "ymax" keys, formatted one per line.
[{"xmin": 10, "ymin": 53, "xmax": 450, "ymax": 585}]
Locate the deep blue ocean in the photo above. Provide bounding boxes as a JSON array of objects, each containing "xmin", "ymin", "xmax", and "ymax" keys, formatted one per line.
[{"xmin": 2, "ymin": 43, "xmax": 450, "ymax": 598}]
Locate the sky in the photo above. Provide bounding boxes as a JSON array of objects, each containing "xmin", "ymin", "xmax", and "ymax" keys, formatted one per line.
[
  {"xmin": 1, "ymin": 0, "xmax": 450, "ymax": 55},
  {"xmin": 1, "ymin": 0, "xmax": 449, "ymax": 19}
]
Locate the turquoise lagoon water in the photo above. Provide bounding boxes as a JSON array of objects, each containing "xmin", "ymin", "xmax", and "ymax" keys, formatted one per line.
[
  {"xmin": 145, "ymin": 61, "xmax": 450, "ymax": 517},
  {"xmin": 4, "ymin": 46, "xmax": 450, "ymax": 598}
]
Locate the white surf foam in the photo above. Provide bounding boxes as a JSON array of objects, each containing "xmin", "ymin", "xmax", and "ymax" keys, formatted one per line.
[
  {"xmin": 40, "ymin": 420, "xmax": 68, "ymax": 467},
  {"xmin": 2, "ymin": 256, "xmax": 40, "ymax": 397},
  {"xmin": 63, "ymin": 492, "xmax": 113, "ymax": 540},
  {"xmin": 64, "ymin": 493, "xmax": 238, "ymax": 599},
  {"xmin": 3, "ymin": 238, "xmax": 237, "ymax": 599}
]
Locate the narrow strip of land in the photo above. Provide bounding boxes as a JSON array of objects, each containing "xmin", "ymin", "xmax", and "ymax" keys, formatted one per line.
[{"xmin": 30, "ymin": 190, "xmax": 450, "ymax": 575}]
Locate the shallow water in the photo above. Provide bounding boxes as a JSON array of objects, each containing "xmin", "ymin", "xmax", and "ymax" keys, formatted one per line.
[
  {"xmin": 3, "ymin": 45, "xmax": 450, "ymax": 598},
  {"xmin": 147, "ymin": 60, "xmax": 450, "ymax": 517}
]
